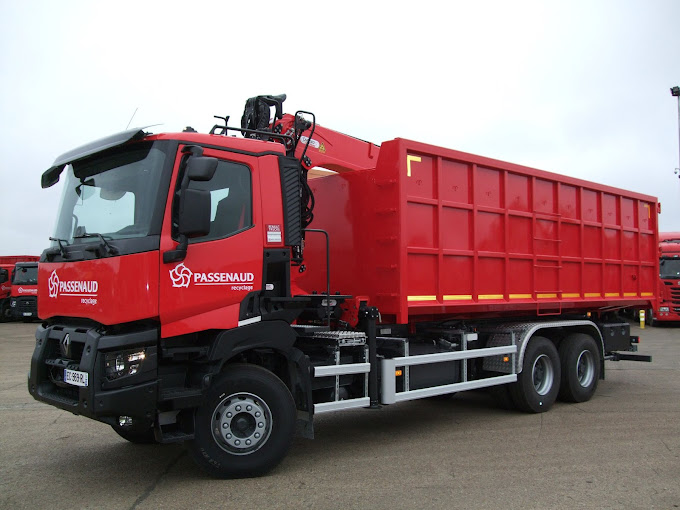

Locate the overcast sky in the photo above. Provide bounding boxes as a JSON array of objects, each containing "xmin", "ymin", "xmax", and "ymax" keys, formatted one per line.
[{"xmin": 1, "ymin": 0, "xmax": 679, "ymax": 256}]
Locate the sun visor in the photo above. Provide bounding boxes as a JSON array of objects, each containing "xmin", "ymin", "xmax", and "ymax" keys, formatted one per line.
[{"xmin": 41, "ymin": 128, "xmax": 147, "ymax": 188}]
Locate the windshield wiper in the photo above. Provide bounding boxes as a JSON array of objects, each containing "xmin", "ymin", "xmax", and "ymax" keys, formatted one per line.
[
  {"xmin": 73, "ymin": 233, "xmax": 119, "ymax": 256},
  {"xmin": 47, "ymin": 237, "xmax": 70, "ymax": 260}
]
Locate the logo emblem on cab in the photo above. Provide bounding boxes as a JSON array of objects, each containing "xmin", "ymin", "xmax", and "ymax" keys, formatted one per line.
[{"xmin": 60, "ymin": 334, "xmax": 71, "ymax": 358}]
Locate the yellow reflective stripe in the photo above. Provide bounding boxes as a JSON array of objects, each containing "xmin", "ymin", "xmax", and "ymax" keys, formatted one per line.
[
  {"xmin": 407, "ymin": 295, "xmax": 437, "ymax": 302},
  {"xmin": 605, "ymin": 293, "xmax": 620, "ymax": 297},
  {"xmin": 562, "ymin": 293, "xmax": 580, "ymax": 298},
  {"xmin": 641, "ymin": 292, "xmax": 654, "ymax": 297},
  {"xmin": 509, "ymin": 294, "xmax": 532, "ymax": 299},
  {"xmin": 443, "ymin": 295, "xmax": 473, "ymax": 301},
  {"xmin": 479, "ymin": 294, "xmax": 504, "ymax": 300},
  {"xmin": 624, "ymin": 292, "xmax": 637, "ymax": 297},
  {"xmin": 406, "ymin": 155, "xmax": 421, "ymax": 177},
  {"xmin": 584, "ymin": 293, "xmax": 601, "ymax": 297}
]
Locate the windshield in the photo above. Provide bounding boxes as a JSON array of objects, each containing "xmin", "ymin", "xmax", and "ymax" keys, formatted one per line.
[
  {"xmin": 51, "ymin": 141, "xmax": 172, "ymax": 246},
  {"xmin": 660, "ymin": 258, "xmax": 680, "ymax": 279},
  {"xmin": 13, "ymin": 265, "xmax": 38, "ymax": 285}
]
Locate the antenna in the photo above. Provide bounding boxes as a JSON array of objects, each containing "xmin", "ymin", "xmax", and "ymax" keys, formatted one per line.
[{"xmin": 126, "ymin": 107, "xmax": 139, "ymax": 130}]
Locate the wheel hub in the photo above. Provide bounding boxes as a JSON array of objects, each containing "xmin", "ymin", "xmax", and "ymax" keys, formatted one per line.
[
  {"xmin": 532, "ymin": 354, "xmax": 554, "ymax": 396},
  {"xmin": 576, "ymin": 350, "xmax": 595, "ymax": 388},
  {"xmin": 212, "ymin": 392, "xmax": 272, "ymax": 455}
]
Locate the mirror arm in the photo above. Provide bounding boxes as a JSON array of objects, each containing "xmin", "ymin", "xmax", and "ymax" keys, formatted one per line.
[{"xmin": 163, "ymin": 234, "xmax": 188, "ymax": 264}]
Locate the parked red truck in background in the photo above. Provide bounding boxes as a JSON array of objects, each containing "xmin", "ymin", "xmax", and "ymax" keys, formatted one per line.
[
  {"xmin": 649, "ymin": 232, "xmax": 680, "ymax": 325},
  {"xmin": 10, "ymin": 261, "xmax": 39, "ymax": 321},
  {"xmin": 29, "ymin": 95, "xmax": 654, "ymax": 478},
  {"xmin": 0, "ymin": 255, "xmax": 39, "ymax": 321}
]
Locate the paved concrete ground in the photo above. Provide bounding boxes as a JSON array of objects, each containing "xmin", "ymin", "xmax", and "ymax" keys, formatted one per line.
[{"xmin": 0, "ymin": 321, "xmax": 678, "ymax": 510}]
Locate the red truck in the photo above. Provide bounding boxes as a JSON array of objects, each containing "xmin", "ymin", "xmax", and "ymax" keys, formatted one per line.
[
  {"xmin": 10, "ymin": 261, "xmax": 39, "ymax": 321},
  {"xmin": 648, "ymin": 232, "xmax": 680, "ymax": 324},
  {"xmin": 0, "ymin": 255, "xmax": 39, "ymax": 321},
  {"xmin": 29, "ymin": 95, "xmax": 654, "ymax": 478}
]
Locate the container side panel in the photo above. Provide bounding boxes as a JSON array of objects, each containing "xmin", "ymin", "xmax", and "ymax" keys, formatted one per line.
[
  {"xmin": 622, "ymin": 231, "xmax": 639, "ymax": 261},
  {"xmin": 475, "ymin": 167, "xmax": 503, "ymax": 209},
  {"xmin": 582, "ymin": 190, "xmax": 601, "ymax": 222},
  {"xmin": 442, "ymin": 209, "xmax": 472, "ymax": 250},
  {"xmin": 442, "ymin": 256, "xmax": 473, "ymax": 299},
  {"xmin": 508, "ymin": 216, "xmax": 532, "ymax": 255},
  {"xmin": 621, "ymin": 197, "xmax": 636, "ymax": 229},
  {"xmin": 406, "ymin": 204, "xmax": 436, "ymax": 249},
  {"xmin": 534, "ymin": 179, "xmax": 556, "ymax": 214},
  {"xmin": 406, "ymin": 154, "xmax": 436, "ymax": 200},
  {"xmin": 441, "ymin": 160, "xmax": 471, "ymax": 204},
  {"xmin": 507, "ymin": 173, "xmax": 530, "ymax": 212},
  {"xmin": 604, "ymin": 228, "xmax": 621, "ymax": 260},
  {"xmin": 476, "ymin": 212, "xmax": 504, "ymax": 253},
  {"xmin": 508, "ymin": 259, "xmax": 533, "ymax": 296},
  {"xmin": 559, "ymin": 184, "xmax": 579, "ymax": 220},
  {"xmin": 584, "ymin": 226, "xmax": 603, "ymax": 259},
  {"xmin": 562, "ymin": 223, "xmax": 581, "ymax": 258},
  {"xmin": 562, "ymin": 262, "xmax": 582, "ymax": 296},
  {"xmin": 477, "ymin": 257, "xmax": 504, "ymax": 297}
]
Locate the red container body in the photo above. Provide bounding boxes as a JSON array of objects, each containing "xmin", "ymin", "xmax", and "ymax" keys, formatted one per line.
[{"xmin": 296, "ymin": 138, "xmax": 659, "ymax": 324}]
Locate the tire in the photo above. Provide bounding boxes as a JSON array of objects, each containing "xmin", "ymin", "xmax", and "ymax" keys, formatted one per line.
[
  {"xmin": 647, "ymin": 309, "xmax": 657, "ymax": 327},
  {"xmin": 509, "ymin": 336, "xmax": 560, "ymax": 413},
  {"xmin": 558, "ymin": 333, "xmax": 600, "ymax": 403},
  {"xmin": 187, "ymin": 364, "xmax": 296, "ymax": 478},
  {"xmin": 111, "ymin": 424, "xmax": 157, "ymax": 444},
  {"xmin": 0, "ymin": 301, "xmax": 12, "ymax": 322}
]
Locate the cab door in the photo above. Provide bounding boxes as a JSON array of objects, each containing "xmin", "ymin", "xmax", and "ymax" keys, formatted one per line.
[{"xmin": 159, "ymin": 147, "xmax": 263, "ymax": 338}]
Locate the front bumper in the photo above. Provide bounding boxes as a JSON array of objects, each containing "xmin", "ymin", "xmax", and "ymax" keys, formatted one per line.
[{"xmin": 28, "ymin": 323, "xmax": 159, "ymax": 427}]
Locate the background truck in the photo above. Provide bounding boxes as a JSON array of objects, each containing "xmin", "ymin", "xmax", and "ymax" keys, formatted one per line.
[
  {"xmin": 0, "ymin": 255, "xmax": 39, "ymax": 321},
  {"xmin": 29, "ymin": 94, "xmax": 653, "ymax": 478},
  {"xmin": 648, "ymin": 232, "xmax": 680, "ymax": 324},
  {"xmin": 10, "ymin": 261, "xmax": 39, "ymax": 321}
]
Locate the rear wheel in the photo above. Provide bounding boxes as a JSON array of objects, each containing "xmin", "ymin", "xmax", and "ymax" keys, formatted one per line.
[
  {"xmin": 510, "ymin": 336, "xmax": 560, "ymax": 413},
  {"xmin": 187, "ymin": 364, "xmax": 296, "ymax": 478},
  {"xmin": 647, "ymin": 309, "xmax": 657, "ymax": 327},
  {"xmin": 558, "ymin": 333, "xmax": 600, "ymax": 403}
]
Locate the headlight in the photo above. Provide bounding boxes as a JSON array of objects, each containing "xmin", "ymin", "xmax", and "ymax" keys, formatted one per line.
[
  {"xmin": 105, "ymin": 349, "xmax": 146, "ymax": 380},
  {"xmin": 659, "ymin": 307, "xmax": 670, "ymax": 313}
]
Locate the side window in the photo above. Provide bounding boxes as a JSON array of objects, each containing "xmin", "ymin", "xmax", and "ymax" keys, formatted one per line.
[{"xmin": 188, "ymin": 160, "xmax": 253, "ymax": 243}]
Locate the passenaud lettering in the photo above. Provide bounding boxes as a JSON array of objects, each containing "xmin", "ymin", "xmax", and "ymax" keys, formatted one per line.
[
  {"xmin": 59, "ymin": 280, "xmax": 98, "ymax": 294},
  {"xmin": 193, "ymin": 272, "xmax": 255, "ymax": 284}
]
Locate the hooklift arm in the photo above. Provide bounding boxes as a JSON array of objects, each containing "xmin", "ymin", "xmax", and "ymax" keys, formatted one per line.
[
  {"xmin": 280, "ymin": 113, "xmax": 381, "ymax": 174},
  {"xmin": 240, "ymin": 94, "xmax": 381, "ymax": 173}
]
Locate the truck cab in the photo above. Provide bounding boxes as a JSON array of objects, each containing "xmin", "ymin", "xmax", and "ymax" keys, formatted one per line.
[
  {"xmin": 10, "ymin": 262, "xmax": 38, "ymax": 320},
  {"xmin": 652, "ymin": 233, "xmax": 680, "ymax": 324}
]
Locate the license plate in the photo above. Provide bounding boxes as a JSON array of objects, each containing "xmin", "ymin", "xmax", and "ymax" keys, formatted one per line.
[{"xmin": 64, "ymin": 369, "xmax": 88, "ymax": 387}]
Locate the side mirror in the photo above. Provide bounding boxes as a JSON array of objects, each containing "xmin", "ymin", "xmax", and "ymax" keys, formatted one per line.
[
  {"xmin": 179, "ymin": 188, "xmax": 211, "ymax": 238},
  {"xmin": 187, "ymin": 157, "xmax": 218, "ymax": 182},
  {"xmin": 0, "ymin": 268, "xmax": 7, "ymax": 284}
]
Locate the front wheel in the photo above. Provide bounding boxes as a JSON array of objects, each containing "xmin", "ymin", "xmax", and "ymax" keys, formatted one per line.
[
  {"xmin": 187, "ymin": 364, "xmax": 296, "ymax": 478},
  {"xmin": 509, "ymin": 336, "xmax": 560, "ymax": 413},
  {"xmin": 0, "ymin": 301, "xmax": 12, "ymax": 322}
]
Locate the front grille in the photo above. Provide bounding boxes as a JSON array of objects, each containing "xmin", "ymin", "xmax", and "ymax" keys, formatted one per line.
[
  {"xmin": 670, "ymin": 286, "xmax": 680, "ymax": 305},
  {"xmin": 15, "ymin": 296, "xmax": 36, "ymax": 312},
  {"xmin": 45, "ymin": 337, "xmax": 85, "ymax": 363}
]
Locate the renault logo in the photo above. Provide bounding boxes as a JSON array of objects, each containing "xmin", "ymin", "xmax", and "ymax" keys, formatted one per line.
[{"xmin": 60, "ymin": 334, "xmax": 71, "ymax": 358}]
